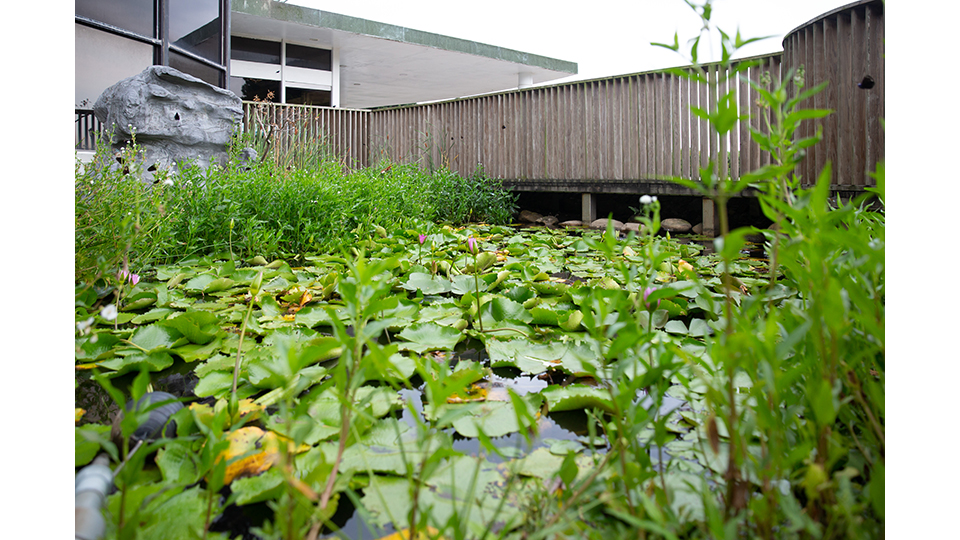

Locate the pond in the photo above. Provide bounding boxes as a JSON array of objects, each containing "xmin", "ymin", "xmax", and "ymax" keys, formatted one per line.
[{"xmin": 75, "ymin": 223, "xmax": 770, "ymax": 539}]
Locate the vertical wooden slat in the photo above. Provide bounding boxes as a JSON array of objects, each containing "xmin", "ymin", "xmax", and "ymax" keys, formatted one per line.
[{"xmin": 864, "ymin": 1, "xmax": 883, "ymax": 186}]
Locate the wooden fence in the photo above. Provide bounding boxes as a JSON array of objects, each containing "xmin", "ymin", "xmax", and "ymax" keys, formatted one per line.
[
  {"xmin": 783, "ymin": 0, "xmax": 884, "ymax": 188},
  {"xmin": 368, "ymin": 54, "xmax": 785, "ymax": 188}
]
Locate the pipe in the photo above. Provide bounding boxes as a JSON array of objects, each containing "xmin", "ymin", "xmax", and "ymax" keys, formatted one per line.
[
  {"xmin": 74, "ymin": 392, "xmax": 184, "ymax": 540},
  {"xmin": 75, "ymin": 454, "xmax": 113, "ymax": 540}
]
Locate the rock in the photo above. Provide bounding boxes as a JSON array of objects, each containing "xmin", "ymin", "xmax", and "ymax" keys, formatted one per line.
[
  {"xmin": 692, "ymin": 223, "xmax": 703, "ymax": 235},
  {"xmin": 661, "ymin": 218, "xmax": 692, "ymax": 233},
  {"xmin": 519, "ymin": 210, "xmax": 543, "ymax": 223},
  {"xmin": 590, "ymin": 218, "xmax": 624, "ymax": 231},
  {"xmin": 623, "ymin": 222, "xmax": 645, "ymax": 234},
  {"xmin": 559, "ymin": 220, "xmax": 584, "ymax": 228},
  {"xmin": 93, "ymin": 66, "xmax": 249, "ymax": 182},
  {"xmin": 537, "ymin": 215, "xmax": 559, "ymax": 228}
]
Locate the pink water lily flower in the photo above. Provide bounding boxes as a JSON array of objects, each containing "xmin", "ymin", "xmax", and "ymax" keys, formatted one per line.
[
  {"xmin": 119, "ymin": 269, "xmax": 140, "ymax": 286},
  {"xmin": 467, "ymin": 237, "xmax": 477, "ymax": 254},
  {"xmin": 419, "ymin": 234, "xmax": 427, "ymax": 245}
]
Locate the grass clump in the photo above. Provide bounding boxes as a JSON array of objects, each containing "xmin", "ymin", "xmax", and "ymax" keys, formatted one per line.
[{"xmin": 74, "ymin": 137, "xmax": 518, "ymax": 281}]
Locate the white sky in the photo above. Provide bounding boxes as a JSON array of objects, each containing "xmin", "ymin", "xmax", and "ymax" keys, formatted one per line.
[{"xmin": 289, "ymin": 0, "xmax": 853, "ymax": 82}]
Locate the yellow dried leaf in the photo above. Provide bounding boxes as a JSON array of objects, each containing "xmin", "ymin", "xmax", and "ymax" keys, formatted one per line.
[
  {"xmin": 215, "ymin": 426, "xmax": 280, "ymax": 484},
  {"xmin": 76, "ymin": 408, "xmax": 86, "ymax": 422},
  {"xmin": 375, "ymin": 527, "xmax": 444, "ymax": 540},
  {"xmin": 678, "ymin": 259, "xmax": 695, "ymax": 275}
]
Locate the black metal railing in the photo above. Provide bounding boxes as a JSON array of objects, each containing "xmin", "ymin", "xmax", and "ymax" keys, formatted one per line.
[{"xmin": 75, "ymin": 109, "xmax": 103, "ymax": 151}]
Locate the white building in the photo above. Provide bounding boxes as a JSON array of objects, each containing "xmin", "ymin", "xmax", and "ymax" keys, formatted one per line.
[{"xmin": 75, "ymin": 0, "xmax": 578, "ymax": 111}]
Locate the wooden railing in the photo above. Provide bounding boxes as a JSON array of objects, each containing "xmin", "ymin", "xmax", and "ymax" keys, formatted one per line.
[{"xmin": 368, "ymin": 54, "xmax": 785, "ymax": 187}]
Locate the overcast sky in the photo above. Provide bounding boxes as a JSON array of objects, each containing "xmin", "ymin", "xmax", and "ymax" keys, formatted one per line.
[{"xmin": 290, "ymin": 0, "xmax": 853, "ymax": 82}]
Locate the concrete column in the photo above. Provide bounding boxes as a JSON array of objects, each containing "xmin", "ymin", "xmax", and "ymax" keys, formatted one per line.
[
  {"xmin": 701, "ymin": 197, "xmax": 716, "ymax": 237},
  {"xmin": 331, "ymin": 47, "xmax": 341, "ymax": 107},
  {"xmin": 518, "ymin": 72, "xmax": 534, "ymax": 89},
  {"xmin": 582, "ymin": 193, "xmax": 597, "ymax": 224}
]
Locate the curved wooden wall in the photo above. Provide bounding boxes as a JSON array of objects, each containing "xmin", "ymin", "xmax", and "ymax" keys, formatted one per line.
[{"xmin": 783, "ymin": 0, "xmax": 884, "ymax": 188}]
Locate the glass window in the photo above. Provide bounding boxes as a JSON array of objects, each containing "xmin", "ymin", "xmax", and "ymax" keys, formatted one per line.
[
  {"xmin": 170, "ymin": 0, "xmax": 221, "ymax": 62},
  {"xmin": 75, "ymin": 24, "xmax": 155, "ymax": 107},
  {"xmin": 285, "ymin": 44, "xmax": 332, "ymax": 71},
  {"xmin": 229, "ymin": 77, "xmax": 281, "ymax": 102},
  {"xmin": 76, "ymin": 0, "xmax": 155, "ymax": 38},
  {"xmin": 231, "ymin": 36, "xmax": 282, "ymax": 64},
  {"xmin": 285, "ymin": 87, "xmax": 332, "ymax": 107},
  {"xmin": 170, "ymin": 52, "xmax": 222, "ymax": 87}
]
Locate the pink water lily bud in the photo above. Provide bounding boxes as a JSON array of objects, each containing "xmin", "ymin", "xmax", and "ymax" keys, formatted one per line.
[
  {"xmin": 468, "ymin": 237, "xmax": 477, "ymax": 254},
  {"xmin": 419, "ymin": 234, "xmax": 427, "ymax": 245},
  {"xmin": 643, "ymin": 287, "xmax": 660, "ymax": 309}
]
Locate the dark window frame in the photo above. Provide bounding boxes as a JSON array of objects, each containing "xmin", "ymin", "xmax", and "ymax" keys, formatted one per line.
[{"xmin": 75, "ymin": 0, "xmax": 230, "ymax": 87}]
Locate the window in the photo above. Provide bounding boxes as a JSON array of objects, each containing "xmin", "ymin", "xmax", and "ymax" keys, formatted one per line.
[
  {"xmin": 229, "ymin": 77, "xmax": 281, "ymax": 102},
  {"xmin": 171, "ymin": 52, "xmax": 222, "ymax": 87},
  {"xmin": 285, "ymin": 87, "xmax": 332, "ymax": 107},
  {"xmin": 169, "ymin": 0, "xmax": 221, "ymax": 62},
  {"xmin": 285, "ymin": 44, "xmax": 332, "ymax": 71},
  {"xmin": 231, "ymin": 37, "xmax": 282, "ymax": 64},
  {"xmin": 76, "ymin": 0, "xmax": 155, "ymax": 38}
]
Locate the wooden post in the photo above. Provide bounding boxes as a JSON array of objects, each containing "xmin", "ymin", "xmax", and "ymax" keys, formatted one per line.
[
  {"xmin": 702, "ymin": 197, "xmax": 716, "ymax": 237},
  {"xmin": 582, "ymin": 193, "xmax": 597, "ymax": 223}
]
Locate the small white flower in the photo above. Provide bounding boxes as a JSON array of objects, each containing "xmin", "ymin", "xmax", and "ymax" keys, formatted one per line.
[
  {"xmin": 163, "ymin": 178, "xmax": 174, "ymax": 186},
  {"xmin": 639, "ymin": 195, "xmax": 653, "ymax": 205},
  {"xmin": 76, "ymin": 316, "xmax": 95, "ymax": 334},
  {"xmin": 100, "ymin": 304, "xmax": 118, "ymax": 321}
]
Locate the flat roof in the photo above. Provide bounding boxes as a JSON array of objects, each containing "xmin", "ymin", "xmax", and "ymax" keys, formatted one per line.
[{"xmin": 230, "ymin": 0, "xmax": 578, "ymax": 108}]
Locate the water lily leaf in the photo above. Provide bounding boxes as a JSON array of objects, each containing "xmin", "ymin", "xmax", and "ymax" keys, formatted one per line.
[
  {"xmin": 546, "ymin": 438, "xmax": 585, "ymax": 455},
  {"xmin": 295, "ymin": 304, "xmax": 348, "ymax": 328},
  {"xmin": 396, "ymin": 322, "xmax": 464, "ymax": 353},
  {"xmin": 664, "ymin": 320, "xmax": 688, "ymax": 335},
  {"xmin": 688, "ymin": 318, "xmax": 711, "ymax": 337},
  {"xmin": 98, "ymin": 351, "xmax": 175, "ymax": 374},
  {"xmin": 122, "ymin": 290, "xmax": 157, "ymax": 311},
  {"xmin": 230, "ymin": 468, "xmax": 285, "ymax": 505},
  {"xmin": 131, "ymin": 307, "xmax": 178, "ymax": 325},
  {"xmin": 163, "ymin": 311, "xmax": 221, "ymax": 344},
  {"xmin": 173, "ymin": 336, "xmax": 224, "ymax": 363},
  {"xmin": 486, "ymin": 339, "xmax": 603, "ymax": 377},
  {"xmin": 450, "ymin": 393, "xmax": 541, "ymax": 438},
  {"xmin": 480, "ymin": 297, "xmax": 531, "ymax": 326},
  {"xmin": 401, "ymin": 272, "xmax": 453, "ymax": 295},
  {"xmin": 541, "ymin": 384, "xmax": 616, "ymax": 414},
  {"xmin": 129, "ymin": 323, "xmax": 182, "ymax": 351},
  {"xmin": 76, "ymin": 333, "xmax": 121, "ymax": 361},
  {"xmin": 193, "ymin": 370, "xmax": 234, "ymax": 398},
  {"xmin": 532, "ymin": 280, "xmax": 570, "ymax": 296},
  {"xmin": 214, "ymin": 426, "xmax": 281, "ymax": 484}
]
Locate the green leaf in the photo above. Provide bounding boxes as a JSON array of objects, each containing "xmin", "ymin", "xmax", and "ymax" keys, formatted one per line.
[
  {"xmin": 129, "ymin": 323, "xmax": 182, "ymax": 351},
  {"xmin": 163, "ymin": 311, "xmax": 221, "ymax": 345},
  {"xmin": 541, "ymin": 384, "xmax": 616, "ymax": 414},
  {"xmin": 396, "ymin": 322, "xmax": 465, "ymax": 353},
  {"xmin": 402, "ymin": 272, "xmax": 454, "ymax": 295}
]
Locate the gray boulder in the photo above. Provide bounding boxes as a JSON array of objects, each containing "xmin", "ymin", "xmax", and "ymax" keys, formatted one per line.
[
  {"xmin": 93, "ymin": 66, "xmax": 247, "ymax": 181},
  {"xmin": 590, "ymin": 218, "xmax": 624, "ymax": 231},
  {"xmin": 537, "ymin": 215, "xmax": 559, "ymax": 228},
  {"xmin": 559, "ymin": 220, "xmax": 584, "ymax": 228},
  {"xmin": 519, "ymin": 210, "xmax": 544, "ymax": 223},
  {"xmin": 661, "ymin": 218, "xmax": 692, "ymax": 233}
]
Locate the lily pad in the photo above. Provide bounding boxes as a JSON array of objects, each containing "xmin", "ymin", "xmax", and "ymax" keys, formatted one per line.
[{"xmin": 396, "ymin": 322, "xmax": 465, "ymax": 353}]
